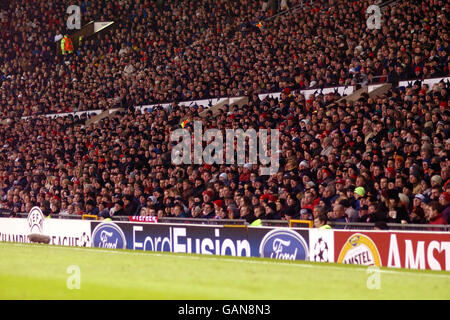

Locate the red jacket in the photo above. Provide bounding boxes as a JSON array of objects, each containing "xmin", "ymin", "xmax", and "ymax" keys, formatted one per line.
[
  {"xmin": 429, "ymin": 214, "xmax": 448, "ymax": 225},
  {"xmin": 428, "ymin": 214, "xmax": 448, "ymax": 231}
]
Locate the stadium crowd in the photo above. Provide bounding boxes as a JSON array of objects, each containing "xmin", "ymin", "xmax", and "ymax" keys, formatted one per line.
[
  {"xmin": 0, "ymin": 0, "xmax": 448, "ymax": 227},
  {"xmin": 0, "ymin": 0, "xmax": 448, "ymax": 118},
  {"xmin": 0, "ymin": 78, "xmax": 449, "ymax": 226}
]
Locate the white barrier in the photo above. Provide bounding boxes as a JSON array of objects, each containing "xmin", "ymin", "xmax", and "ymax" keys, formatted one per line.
[
  {"xmin": 13, "ymin": 76, "xmax": 450, "ymax": 121},
  {"xmin": 398, "ymin": 76, "xmax": 450, "ymax": 88},
  {"xmin": 21, "ymin": 109, "xmax": 102, "ymax": 121},
  {"xmin": 0, "ymin": 218, "xmax": 91, "ymax": 247}
]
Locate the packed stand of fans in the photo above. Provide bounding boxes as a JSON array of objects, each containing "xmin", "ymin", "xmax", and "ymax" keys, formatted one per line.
[
  {"xmin": 0, "ymin": 0, "xmax": 448, "ymax": 119},
  {"xmin": 0, "ymin": 77, "xmax": 449, "ymax": 227}
]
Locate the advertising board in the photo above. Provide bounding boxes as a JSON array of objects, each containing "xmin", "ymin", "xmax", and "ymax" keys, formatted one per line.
[
  {"xmin": 1, "ymin": 215, "xmax": 448, "ymax": 270},
  {"xmin": 90, "ymin": 222, "xmax": 310, "ymax": 260},
  {"xmin": 334, "ymin": 230, "xmax": 450, "ymax": 271},
  {"xmin": 0, "ymin": 208, "xmax": 91, "ymax": 247}
]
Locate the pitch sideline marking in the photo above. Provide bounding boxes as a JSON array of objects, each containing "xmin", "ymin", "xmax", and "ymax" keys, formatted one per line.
[{"xmin": 2, "ymin": 242, "xmax": 450, "ymax": 279}]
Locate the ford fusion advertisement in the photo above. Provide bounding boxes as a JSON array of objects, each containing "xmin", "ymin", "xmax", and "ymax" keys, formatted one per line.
[{"xmin": 90, "ymin": 222, "xmax": 309, "ymax": 261}]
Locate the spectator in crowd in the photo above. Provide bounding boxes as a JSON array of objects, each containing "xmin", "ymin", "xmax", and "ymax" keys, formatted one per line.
[
  {"xmin": 201, "ymin": 202, "xmax": 215, "ymax": 219},
  {"xmin": 98, "ymin": 201, "xmax": 110, "ymax": 218},
  {"xmin": 385, "ymin": 189, "xmax": 409, "ymax": 223},
  {"xmin": 240, "ymin": 205, "xmax": 257, "ymax": 224},
  {"xmin": 99, "ymin": 210, "xmax": 112, "ymax": 221},
  {"xmin": 327, "ymin": 203, "xmax": 348, "ymax": 228},
  {"xmin": 254, "ymin": 205, "xmax": 266, "ymax": 220},
  {"xmin": 438, "ymin": 192, "xmax": 450, "ymax": 223},
  {"xmin": 425, "ymin": 201, "xmax": 448, "ymax": 227},
  {"xmin": 113, "ymin": 200, "xmax": 126, "ymax": 216},
  {"xmin": 173, "ymin": 203, "xmax": 189, "ymax": 218},
  {"xmin": 85, "ymin": 199, "xmax": 99, "ymax": 216},
  {"xmin": 410, "ymin": 194, "xmax": 427, "ymax": 224},
  {"xmin": 314, "ymin": 214, "xmax": 331, "ymax": 230},
  {"xmin": 374, "ymin": 221, "xmax": 389, "ymax": 230},
  {"xmin": 123, "ymin": 194, "xmax": 138, "ymax": 216},
  {"xmin": 299, "ymin": 208, "xmax": 313, "ymax": 221}
]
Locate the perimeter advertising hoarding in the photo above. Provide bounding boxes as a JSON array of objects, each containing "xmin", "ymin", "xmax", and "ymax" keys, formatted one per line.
[
  {"xmin": 90, "ymin": 221, "xmax": 310, "ymax": 260},
  {"xmin": 0, "ymin": 217, "xmax": 91, "ymax": 247},
  {"xmin": 334, "ymin": 230, "xmax": 450, "ymax": 271},
  {"xmin": 2, "ymin": 217, "xmax": 448, "ymax": 270}
]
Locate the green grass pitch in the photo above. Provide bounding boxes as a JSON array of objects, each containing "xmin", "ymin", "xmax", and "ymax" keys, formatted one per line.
[{"xmin": 0, "ymin": 242, "xmax": 449, "ymax": 299}]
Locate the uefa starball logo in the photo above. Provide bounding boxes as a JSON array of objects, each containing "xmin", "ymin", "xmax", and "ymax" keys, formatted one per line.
[
  {"xmin": 91, "ymin": 222, "xmax": 127, "ymax": 249},
  {"xmin": 259, "ymin": 229, "xmax": 309, "ymax": 260},
  {"xmin": 27, "ymin": 206, "xmax": 45, "ymax": 234},
  {"xmin": 170, "ymin": 121, "xmax": 280, "ymax": 175}
]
